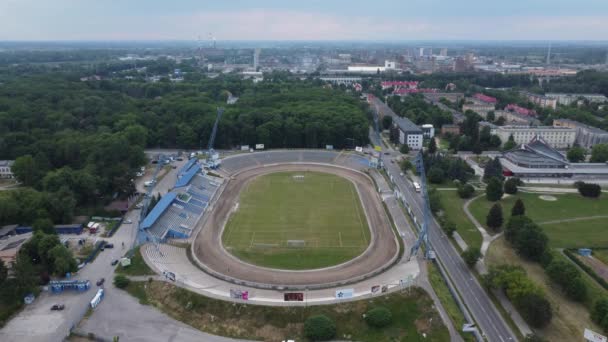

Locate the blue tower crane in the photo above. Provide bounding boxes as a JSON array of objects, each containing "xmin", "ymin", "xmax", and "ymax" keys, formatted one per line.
[{"xmin": 408, "ymin": 151, "xmax": 434, "ymax": 260}]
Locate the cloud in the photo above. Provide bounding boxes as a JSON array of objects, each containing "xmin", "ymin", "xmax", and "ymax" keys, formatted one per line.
[{"xmin": 0, "ymin": 5, "xmax": 606, "ymax": 40}]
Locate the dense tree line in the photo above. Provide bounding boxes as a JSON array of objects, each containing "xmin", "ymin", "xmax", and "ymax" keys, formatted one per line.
[{"xmin": 386, "ymin": 94, "xmax": 452, "ymax": 128}]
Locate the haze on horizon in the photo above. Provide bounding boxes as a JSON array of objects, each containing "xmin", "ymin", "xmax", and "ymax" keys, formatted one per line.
[{"xmin": 1, "ymin": 0, "xmax": 608, "ymax": 41}]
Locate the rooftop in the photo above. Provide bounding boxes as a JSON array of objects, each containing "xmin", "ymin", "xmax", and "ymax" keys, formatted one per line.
[
  {"xmin": 473, "ymin": 93, "xmax": 497, "ymax": 104},
  {"xmin": 554, "ymin": 118, "xmax": 608, "ymax": 134},
  {"xmin": 394, "ymin": 115, "xmax": 422, "ymax": 134},
  {"xmin": 141, "ymin": 192, "xmax": 177, "ymax": 230},
  {"xmin": 0, "ymin": 160, "xmax": 14, "ymax": 167}
]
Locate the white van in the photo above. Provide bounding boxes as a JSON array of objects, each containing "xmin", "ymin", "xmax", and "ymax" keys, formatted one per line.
[{"xmin": 144, "ymin": 180, "xmax": 155, "ymax": 187}]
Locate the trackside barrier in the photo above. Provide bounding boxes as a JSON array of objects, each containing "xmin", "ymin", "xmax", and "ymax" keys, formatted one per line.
[{"xmin": 384, "ymin": 167, "xmax": 483, "ymax": 342}]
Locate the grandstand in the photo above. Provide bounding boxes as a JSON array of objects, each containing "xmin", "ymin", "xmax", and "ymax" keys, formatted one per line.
[{"xmin": 141, "ymin": 161, "xmax": 223, "ymax": 241}]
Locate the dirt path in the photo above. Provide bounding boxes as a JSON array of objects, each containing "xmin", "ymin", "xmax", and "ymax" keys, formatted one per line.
[
  {"xmin": 538, "ymin": 215, "xmax": 608, "ymax": 225},
  {"xmin": 192, "ymin": 163, "xmax": 399, "ymax": 287}
]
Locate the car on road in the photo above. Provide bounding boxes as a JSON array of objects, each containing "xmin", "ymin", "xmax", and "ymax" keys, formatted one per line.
[
  {"xmin": 96, "ymin": 278, "xmax": 105, "ymax": 286},
  {"xmin": 135, "ymin": 203, "xmax": 143, "ymax": 209},
  {"xmin": 124, "ymin": 219, "xmax": 132, "ymax": 224},
  {"xmin": 176, "ymin": 157, "xmax": 183, "ymax": 161},
  {"xmin": 105, "ymin": 243, "xmax": 114, "ymax": 249},
  {"xmin": 51, "ymin": 304, "xmax": 65, "ymax": 311},
  {"xmin": 172, "ymin": 165, "xmax": 177, "ymax": 169},
  {"xmin": 111, "ymin": 259, "xmax": 119, "ymax": 266}
]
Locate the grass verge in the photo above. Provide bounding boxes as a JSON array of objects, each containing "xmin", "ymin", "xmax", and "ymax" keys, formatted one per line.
[
  {"xmin": 435, "ymin": 190, "xmax": 482, "ymax": 249},
  {"xmin": 122, "ymin": 281, "xmax": 449, "ymax": 342},
  {"xmin": 115, "ymin": 246, "xmax": 155, "ymax": 276}
]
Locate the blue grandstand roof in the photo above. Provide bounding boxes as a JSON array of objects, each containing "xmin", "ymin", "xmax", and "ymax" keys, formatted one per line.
[
  {"xmin": 141, "ymin": 192, "xmax": 177, "ymax": 229},
  {"xmin": 174, "ymin": 164, "xmax": 201, "ymax": 188},
  {"xmin": 178, "ymin": 158, "xmax": 197, "ymax": 177}
]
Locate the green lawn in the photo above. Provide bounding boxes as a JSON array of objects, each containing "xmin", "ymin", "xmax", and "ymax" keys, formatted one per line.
[
  {"xmin": 124, "ymin": 280, "xmax": 449, "ymax": 342},
  {"xmin": 222, "ymin": 171, "xmax": 371, "ymax": 270},
  {"xmin": 115, "ymin": 246, "xmax": 155, "ymax": 276},
  {"xmin": 469, "ymin": 192, "xmax": 608, "ymax": 248},
  {"xmin": 436, "ymin": 190, "xmax": 482, "ymax": 249}
]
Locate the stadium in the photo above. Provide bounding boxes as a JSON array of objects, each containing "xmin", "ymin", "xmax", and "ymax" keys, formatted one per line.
[{"xmin": 140, "ymin": 150, "xmax": 414, "ymax": 303}]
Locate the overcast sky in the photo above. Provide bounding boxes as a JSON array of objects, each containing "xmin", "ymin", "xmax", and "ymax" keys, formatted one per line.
[{"xmin": 1, "ymin": 0, "xmax": 608, "ymax": 41}]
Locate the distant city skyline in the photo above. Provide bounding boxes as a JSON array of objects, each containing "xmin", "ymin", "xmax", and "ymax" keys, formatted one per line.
[{"xmin": 1, "ymin": 0, "xmax": 608, "ymax": 41}]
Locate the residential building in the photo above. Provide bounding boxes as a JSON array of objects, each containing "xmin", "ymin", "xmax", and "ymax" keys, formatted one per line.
[
  {"xmin": 553, "ymin": 118, "xmax": 608, "ymax": 149},
  {"xmin": 492, "ymin": 110, "xmax": 539, "ymax": 126},
  {"xmin": 319, "ymin": 76, "xmax": 362, "ymax": 86},
  {"xmin": 504, "ymin": 104, "xmax": 536, "ymax": 117},
  {"xmin": 500, "ymin": 136, "xmax": 608, "ymax": 179},
  {"xmin": 462, "ymin": 103, "xmax": 496, "ymax": 117},
  {"xmin": 441, "ymin": 124, "xmax": 460, "ymax": 135},
  {"xmin": 493, "ymin": 126, "xmax": 576, "ymax": 149},
  {"xmin": 423, "ymin": 92, "xmax": 464, "ymax": 104},
  {"xmin": 545, "ymin": 93, "xmax": 608, "ymax": 106},
  {"xmin": 381, "ymin": 81, "xmax": 418, "ymax": 90},
  {"xmin": 0, "ymin": 160, "xmax": 14, "ymax": 179},
  {"xmin": 347, "ymin": 65, "xmax": 385, "ymax": 73},
  {"xmin": 472, "ymin": 93, "xmax": 498, "ymax": 105},
  {"xmin": 522, "ymin": 92, "xmax": 557, "ymax": 109}
]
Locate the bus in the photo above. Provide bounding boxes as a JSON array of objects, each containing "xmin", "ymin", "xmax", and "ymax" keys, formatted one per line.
[{"xmin": 413, "ymin": 182, "xmax": 421, "ymax": 193}]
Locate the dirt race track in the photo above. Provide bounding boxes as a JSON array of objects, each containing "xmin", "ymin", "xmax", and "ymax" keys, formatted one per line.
[{"xmin": 192, "ymin": 163, "xmax": 399, "ymax": 288}]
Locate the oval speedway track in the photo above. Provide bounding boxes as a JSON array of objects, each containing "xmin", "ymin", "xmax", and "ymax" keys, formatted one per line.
[{"xmin": 191, "ymin": 158, "xmax": 399, "ymax": 288}]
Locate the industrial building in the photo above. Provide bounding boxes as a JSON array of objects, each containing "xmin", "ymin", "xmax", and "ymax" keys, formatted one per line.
[
  {"xmin": 501, "ymin": 136, "xmax": 608, "ymax": 179},
  {"xmin": 553, "ymin": 118, "xmax": 608, "ymax": 149},
  {"xmin": 492, "ymin": 125, "xmax": 576, "ymax": 149}
]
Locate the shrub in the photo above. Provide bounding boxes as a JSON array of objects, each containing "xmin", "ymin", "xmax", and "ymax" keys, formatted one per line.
[
  {"xmin": 365, "ymin": 307, "xmax": 393, "ymax": 328},
  {"xmin": 516, "ymin": 292, "xmax": 553, "ymax": 328},
  {"xmin": 441, "ymin": 220, "xmax": 456, "ymax": 237},
  {"xmin": 576, "ymin": 182, "xmax": 602, "ymax": 198},
  {"xmin": 457, "ymin": 184, "xmax": 475, "ymax": 199},
  {"xmin": 400, "ymin": 144, "xmax": 410, "ymax": 154},
  {"xmin": 114, "ymin": 274, "xmax": 130, "ymax": 289},
  {"xmin": 462, "ymin": 247, "xmax": 482, "ymax": 267},
  {"xmin": 304, "ymin": 315, "xmax": 336, "ymax": 341},
  {"xmin": 427, "ymin": 166, "xmax": 445, "ymax": 184}
]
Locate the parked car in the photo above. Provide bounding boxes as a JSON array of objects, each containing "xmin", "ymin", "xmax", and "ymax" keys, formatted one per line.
[
  {"xmin": 105, "ymin": 243, "xmax": 114, "ymax": 249},
  {"xmin": 96, "ymin": 278, "xmax": 105, "ymax": 286},
  {"xmin": 124, "ymin": 219, "xmax": 132, "ymax": 224},
  {"xmin": 176, "ymin": 158, "xmax": 184, "ymax": 161},
  {"xmin": 51, "ymin": 304, "xmax": 65, "ymax": 311},
  {"xmin": 135, "ymin": 203, "xmax": 143, "ymax": 209},
  {"xmin": 111, "ymin": 259, "xmax": 119, "ymax": 266},
  {"xmin": 172, "ymin": 165, "xmax": 177, "ymax": 169}
]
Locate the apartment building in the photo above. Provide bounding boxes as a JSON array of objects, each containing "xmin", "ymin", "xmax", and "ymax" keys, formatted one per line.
[
  {"xmin": 493, "ymin": 126, "xmax": 576, "ymax": 149},
  {"xmin": 553, "ymin": 118, "xmax": 608, "ymax": 149}
]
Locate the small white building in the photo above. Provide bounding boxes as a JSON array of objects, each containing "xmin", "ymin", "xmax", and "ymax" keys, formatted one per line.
[
  {"xmin": 393, "ymin": 117, "xmax": 424, "ymax": 150},
  {"xmin": 0, "ymin": 160, "xmax": 14, "ymax": 179},
  {"xmin": 421, "ymin": 124, "xmax": 435, "ymax": 138}
]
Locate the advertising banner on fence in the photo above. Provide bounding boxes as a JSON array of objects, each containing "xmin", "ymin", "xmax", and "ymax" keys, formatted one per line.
[
  {"xmin": 371, "ymin": 285, "xmax": 380, "ymax": 295},
  {"xmin": 283, "ymin": 293, "xmax": 304, "ymax": 302},
  {"xmin": 326, "ymin": 145, "xmax": 334, "ymax": 150},
  {"xmin": 355, "ymin": 146, "xmax": 363, "ymax": 152},
  {"xmin": 584, "ymin": 329, "xmax": 607, "ymax": 342},
  {"xmin": 230, "ymin": 289, "xmax": 249, "ymax": 300},
  {"xmin": 335, "ymin": 288, "xmax": 354, "ymax": 299},
  {"xmin": 255, "ymin": 144, "xmax": 265, "ymax": 150}
]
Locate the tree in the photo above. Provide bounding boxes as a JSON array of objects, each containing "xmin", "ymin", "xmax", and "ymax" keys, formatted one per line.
[
  {"xmin": 428, "ymin": 138, "xmax": 437, "ymax": 154},
  {"xmin": 483, "ymin": 157, "xmax": 504, "ymax": 182},
  {"xmin": 486, "ymin": 178, "xmax": 504, "ymax": 201},
  {"xmin": 592, "ymin": 298, "xmax": 608, "ymax": 326},
  {"xmin": 457, "ymin": 184, "xmax": 475, "ymax": 199},
  {"xmin": 0, "ymin": 259, "xmax": 7, "ymax": 285},
  {"xmin": 487, "ymin": 111, "xmax": 496, "ymax": 122},
  {"xmin": 524, "ymin": 334, "xmax": 546, "ymax": 342},
  {"xmin": 11, "ymin": 155, "xmax": 40, "ymax": 187},
  {"xmin": 567, "ymin": 146, "xmax": 586, "ymax": 163},
  {"xmin": 382, "ymin": 115, "xmax": 393, "ymax": 130},
  {"xmin": 486, "ymin": 203, "xmax": 504, "ymax": 231},
  {"xmin": 427, "ymin": 166, "xmax": 445, "ymax": 184},
  {"xmin": 365, "ymin": 307, "xmax": 393, "ymax": 328},
  {"xmin": 400, "ymin": 144, "xmax": 410, "ymax": 154},
  {"xmin": 518, "ymin": 292, "xmax": 553, "ymax": 328},
  {"xmin": 545, "ymin": 259, "xmax": 587, "ymax": 302},
  {"xmin": 428, "ymin": 188, "xmax": 442, "ymax": 214},
  {"xmin": 591, "ymin": 143, "xmax": 608, "ymax": 163},
  {"xmin": 49, "ymin": 244, "xmax": 78, "ymax": 276},
  {"xmin": 114, "ymin": 275, "xmax": 131, "ymax": 289},
  {"xmin": 399, "ymin": 159, "xmax": 413, "ymax": 173},
  {"xmin": 514, "ymin": 221, "xmax": 549, "ymax": 262},
  {"xmin": 462, "ymin": 247, "xmax": 482, "ymax": 267},
  {"xmin": 511, "ymin": 199, "xmax": 525, "ymax": 216},
  {"xmin": 32, "ymin": 218, "xmax": 56, "ymax": 235},
  {"xmin": 304, "ymin": 315, "xmax": 336, "ymax": 341},
  {"xmin": 441, "ymin": 220, "xmax": 456, "ymax": 237},
  {"xmin": 504, "ymin": 177, "xmax": 520, "ymax": 195},
  {"xmin": 503, "ymin": 134, "xmax": 517, "ymax": 150}
]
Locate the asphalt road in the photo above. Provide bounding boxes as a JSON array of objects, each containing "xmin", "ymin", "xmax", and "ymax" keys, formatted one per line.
[{"xmin": 380, "ymin": 146, "xmax": 517, "ymax": 341}]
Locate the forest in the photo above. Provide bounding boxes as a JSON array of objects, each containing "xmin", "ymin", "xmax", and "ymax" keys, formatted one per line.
[{"xmin": 0, "ymin": 68, "xmax": 369, "ymax": 226}]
